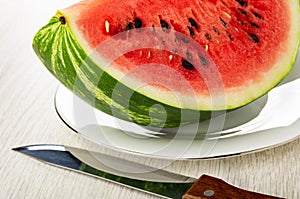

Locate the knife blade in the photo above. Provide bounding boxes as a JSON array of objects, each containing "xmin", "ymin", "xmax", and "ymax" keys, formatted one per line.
[{"xmin": 12, "ymin": 144, "xmax": 282, "ymax": 199}]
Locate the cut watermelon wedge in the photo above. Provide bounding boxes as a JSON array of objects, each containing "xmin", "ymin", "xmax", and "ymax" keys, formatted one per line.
[{"xmin": 33, "ymin": 0, "xmax": 300, "ymax": 127}]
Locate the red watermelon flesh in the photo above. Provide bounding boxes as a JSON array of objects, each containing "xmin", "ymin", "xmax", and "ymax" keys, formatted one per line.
[{"xmin": 60, "ymin": 0, "xmax": 299, "ymax": 110}]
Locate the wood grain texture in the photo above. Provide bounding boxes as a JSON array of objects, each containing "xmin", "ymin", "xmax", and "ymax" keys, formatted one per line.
[
  {"xmin": 182, "ymin": 175, "xmax": 283, "ymax": 199},
  {"xmin": 0, "ymin": 0, "xmax": 299, "ymax": 199}
]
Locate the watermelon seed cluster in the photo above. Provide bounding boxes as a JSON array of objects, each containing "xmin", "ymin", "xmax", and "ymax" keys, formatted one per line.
[
  {"xmin": 123, "ymin": 16, "xmax": 204, "ymax": 71},
  {"xmin": 81, "ymin": 0, "xmax": 263, "ymax": 73},
  {"xmin": 234, "ymin": 0, "xmax": 262, "ymax": 43}
]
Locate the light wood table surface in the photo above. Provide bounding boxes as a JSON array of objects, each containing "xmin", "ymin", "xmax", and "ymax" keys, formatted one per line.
[{"xmin": 1, "ymin": 0, "xmax": 300, "ymax": 198}]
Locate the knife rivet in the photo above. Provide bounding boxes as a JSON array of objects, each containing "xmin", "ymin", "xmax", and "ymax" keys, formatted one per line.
[{"xmin": 204, "ymin": 190, "xmax": 215, "ymax": 197}]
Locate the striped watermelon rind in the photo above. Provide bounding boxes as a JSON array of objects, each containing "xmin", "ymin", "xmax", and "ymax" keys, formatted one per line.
[{"xmin": 33, "ymin": 13, "xmax": 215, "ymax": 128}]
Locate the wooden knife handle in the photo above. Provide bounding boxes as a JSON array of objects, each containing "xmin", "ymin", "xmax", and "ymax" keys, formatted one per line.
[{"xmin": 182, "ymin": 174, "xmax": 284, "ymax": 199}]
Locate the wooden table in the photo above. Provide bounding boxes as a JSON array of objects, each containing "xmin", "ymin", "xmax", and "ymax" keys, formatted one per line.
[{"xmin": 1, "ymin": 0, "xmax": 299, "ymax": 198}]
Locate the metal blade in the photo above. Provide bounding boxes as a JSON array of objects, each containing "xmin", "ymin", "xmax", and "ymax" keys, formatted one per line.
[{"xmin": 13, "ymin": 144, "xmax": 196, "ymax": 199}]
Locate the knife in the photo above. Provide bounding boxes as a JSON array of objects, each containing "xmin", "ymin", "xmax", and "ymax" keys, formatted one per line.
[{"xmin": 12, "ymin": 144, "xmax": 282, "ymax": 199}]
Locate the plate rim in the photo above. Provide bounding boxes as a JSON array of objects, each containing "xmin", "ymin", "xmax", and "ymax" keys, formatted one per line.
[{"xmin": 54, "ymin": 83, "xmax": 300, "ymax": 160}]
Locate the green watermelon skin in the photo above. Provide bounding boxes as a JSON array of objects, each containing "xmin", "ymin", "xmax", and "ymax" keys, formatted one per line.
[{"xmin": 33, "ymin": 13, "xmax": 214, "ymax": 128}]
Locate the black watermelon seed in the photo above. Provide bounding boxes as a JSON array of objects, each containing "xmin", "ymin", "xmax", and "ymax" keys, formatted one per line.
[
  {"xmin": 134, "ymin": 18, "xmax": 143, "ymax": 29},
  {"xmin": 59, "ymin": 16, "xmax": 66, "ymax": 25},
  {"xmin": 187, "ymin": 26, "xmax": 195, "ymax": 37},
  {"xmin": 213, "ymin": 26, "xmax": 220, "ymax": 35},
  {"xmin": 249, "ymin": 22, "xmax": 259, "ymax": 28},
  {"xmin": 126, "ymin": 22, "xmax": 134, "ymax": 31},
  {"xmin": 188, "ymin": 18, "xmax": 199, "ymax": 30},
  {"xmin": 227, "ymin": 34, "xmax": 233, "ymax": 40},
  {"xmin": 238, "ymin": 8, "xmax": 247, "ymax": 15},
  {"xmin": 160, "ymin": 20, "xmax": 169, "ymax": 32},
  {"xmin": 249, "ymin": 33, "xmax": 259, "ymax": 43},
  {"xmin": 205, "ymin": 33, "xmax": 212, "ymax": 40},
  {"xmin": 252, "ymin": 12, "xmax": 262, "ymax": 19},
  {"xmin": 182, "ymin": 60, "xmax": 194, "ymax": 70},
  {"xmin": 199, "ymin": 56, "xmax": 208, "ymax": 66},
  {"xmin": 219, "ymin": 17, "xmax": 227, "ymax": 27},
  {"xmin": 236, "ymin": 0, "xmax": 248, "ymax": 6}
]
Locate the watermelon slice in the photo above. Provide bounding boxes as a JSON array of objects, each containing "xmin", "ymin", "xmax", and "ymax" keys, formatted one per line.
[{"xmin": 33, "ymin": 0, "xmax": 300, "ymax": 128}]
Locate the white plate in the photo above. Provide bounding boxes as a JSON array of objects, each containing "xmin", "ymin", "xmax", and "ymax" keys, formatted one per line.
[{"xmin": 55, "ymin": 51, "xmax": 300, "ymax": 159}]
